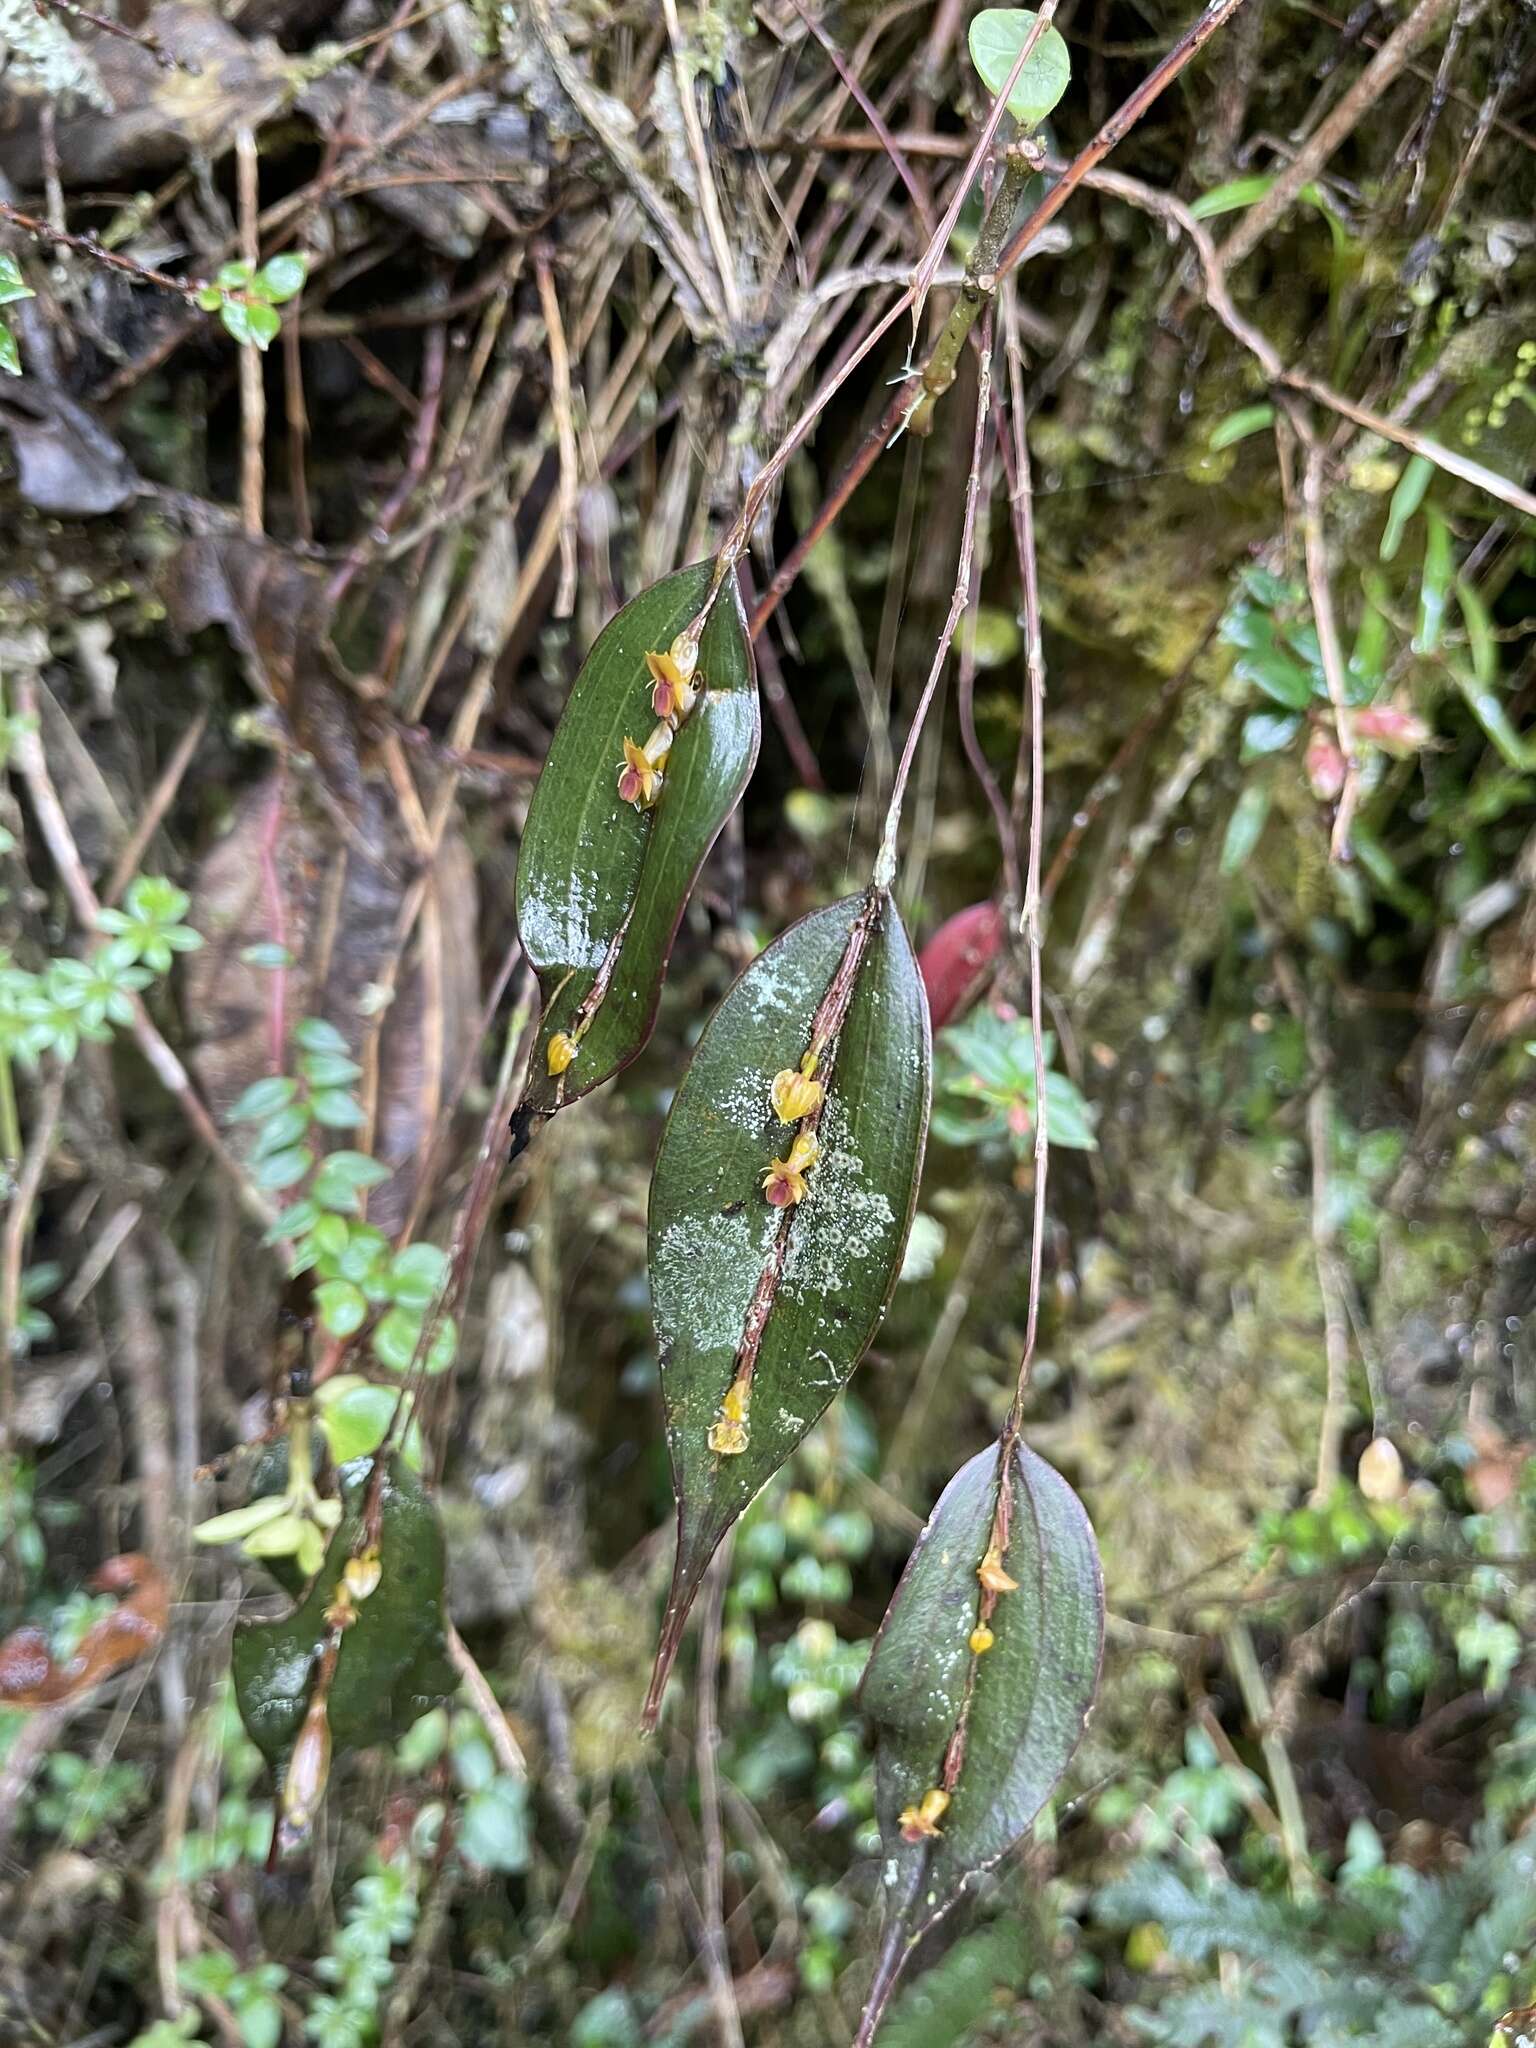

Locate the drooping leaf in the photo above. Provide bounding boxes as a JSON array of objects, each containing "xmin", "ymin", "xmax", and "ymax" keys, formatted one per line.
[
  {"xmin": 644, "ymin": 889, "xmax": 930, "ymax": 1723},
  {"xmin": 517, "ymin": 560, "xmax": 759, "ymax": 1115},
  {"xmin": 967, "ymin": 9, "xmax": 1071, "ymax": 129},
  {"xmin": 232, "ymin": 1456, "xmax": 454, "ymax": 1772},
  {"xmin": 856, "ymin": 1438, "xmax": 1102, "ymax": 2043}
]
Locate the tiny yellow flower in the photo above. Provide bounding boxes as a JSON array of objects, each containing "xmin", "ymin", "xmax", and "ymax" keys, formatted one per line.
[
  {"xmin": 345, "ymin": 1548, "xmax": 382, "ymax": 1602},
  {"xmin": 898, "ymin": 1786, "xmax": 951, "ymax": 1842},
  {"xmin": 770, "ymin": 1066, "xmax": 825, "ymax": 1123},
  {"xmin": 977, "ymin": 1544, "xmax": 1019, "ymax": 1596},
  {"xmin": 646, "ymin": 647, "xmax": 698, "ymax": 724},
  {"xmin": 618, "ymin": 736, "xmax": 663, "ymax": 808},
  {"xmin": 762, "ymin": 1129, "xmax": 820, "ymax": 1208},
  {"xmin": 969, "ymin": 1623, "xmax": 995, "ymax": 1654},
  {"xmin": 708, "ymin": 1376, "xmax": 750, "ymax": 1454},
  {"xmin": 546, "ymin": 1031, "xmax": 579, "ymax": 1076}
]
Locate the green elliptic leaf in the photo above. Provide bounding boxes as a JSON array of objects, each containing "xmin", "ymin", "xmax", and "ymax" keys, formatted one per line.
[
  {"xmin": 644, "ymin": 889, "xmax": 930, "ymax": 1724},
  {"xmin": 232, "ymin": 1456, "xmax": 454, "ymax": 1773},
  {"xmin": 856, "ymin": 1439, "xmax": 1102, "ymax": 2043},
  {"xmin": 968, "ymin": 9, "xmax": 1071, "ymax": 129},
  {"xmin": 516, "ymin": 560, "xmax": 759, "ymax": 1115},
  {"xmin": 0, "ymin": 252, "xmax": 35, "ymax": 307}
]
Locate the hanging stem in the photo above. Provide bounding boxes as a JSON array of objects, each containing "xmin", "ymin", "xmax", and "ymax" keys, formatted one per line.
[
  {"xmin": 999, "ymin": 286, "xmax": 1051, "ymax": 1449},
  {"xmin": 873, "ymin": 313, "xmax": 997, "ymax": 891}
]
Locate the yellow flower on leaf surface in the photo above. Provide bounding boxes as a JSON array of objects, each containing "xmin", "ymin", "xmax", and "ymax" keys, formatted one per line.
[
  {"xmin": 898, "ymin": 1786, "xmax": 950, "ymax": 1842},
  {"xmin": 770, "ymin": 1063, "xmax": 824, "ymax": 1123},
  {"xmin": 546, "ymin": 1031, "xmax": 579, "ymax": 1076},
  {"xmin": 762, "ymin": 1130, "xmax": 819, "ymax": 1208},
  {"xmin": 646, "ymin": 646, "xmax": 698, "ymax": 724},
  {"xmin": 708, "ymin": 1375, "xmax": 751, "ymax": 1456},
  {"xmin": 977, "ymin": 1543, "xmax": 1018, "ymax": 1595},
  {"xmin": 617, "ymin": 736, "xmax": 663, "ymax": 808}
]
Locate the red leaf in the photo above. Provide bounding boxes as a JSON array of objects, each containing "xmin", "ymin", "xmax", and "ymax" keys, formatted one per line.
[{"xmin": 918, "ymin": 901, "xmax": 1005, "ymax": 1029}]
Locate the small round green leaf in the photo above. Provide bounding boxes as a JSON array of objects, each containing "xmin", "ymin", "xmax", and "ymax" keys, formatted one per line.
[
  {"xmin": 459, "ymin": 1776, "xmax": 531, "ymax": 1872},
  {"xmin": 258, "ymin": 252, "xmax": 307, "ymax": 302},
  {"xmin": 229, "ymin": 1075, "xmax": 299, "ymax": 1123},
  {"xmin": 387, "ymin": 1242, "xmax": 449, "ymax": 1310},
  {"xmin": 311, "ymin": 1089, "xmax": 366, "ymax": 1129},
  {"xmin": 968, "ymin": 9, "xmax": 1071, "ymax": 128},
  {"xmin": 315, "ymin": 1279, "xmax": 368, "ymax": 1338}
]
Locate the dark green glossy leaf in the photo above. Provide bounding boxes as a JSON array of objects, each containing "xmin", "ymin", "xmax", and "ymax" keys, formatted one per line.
[
  {"xmin": 232, "ymin": 1456, "xmax": 454, "ymax": 1772},
  {"xmin": 517, "ymin": 561, "xmax": 759, "ymax": 1114},
  {"xmin": 856, "ymin": 1439, "xmax": 1102, "ymax": 2043},
  {"xmin": 644, "ymin": 889, "xmax": 930, "ymax": 1724}
]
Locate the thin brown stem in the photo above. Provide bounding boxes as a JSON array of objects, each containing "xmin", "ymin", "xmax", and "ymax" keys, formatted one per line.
[
  {"xmin": 999, "ymin": 294, "xmax": 1050, "ymax": 1445},
  {"xmin": 875, "ymin": 314, "xmax": 996, "ymax": 888},
  {"xmin": 236, "ymin": 129, "xmax": 265, "ymax": 537}
]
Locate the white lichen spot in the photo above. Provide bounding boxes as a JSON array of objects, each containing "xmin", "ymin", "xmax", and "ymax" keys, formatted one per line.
[
  {"xmin": 653, "ymin": 1206, "xmax": 776, "ymax": 1352},
  {"xmin": 780, "ymin": 1097, "xmax": 897, "ymax": 1309},
  {"xmin": 517, "ymin": 872, "xmax": 608, "ymax": 972}
]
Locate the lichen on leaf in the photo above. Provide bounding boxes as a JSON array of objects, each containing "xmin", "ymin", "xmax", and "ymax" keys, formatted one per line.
[
  {"xmin": 856, "ymin": 1437, "xmax": 1103, "ymax": 2043},
  {"xmin": 644, "ymin": 888, "xmax": 930, "ymax": 1725}
]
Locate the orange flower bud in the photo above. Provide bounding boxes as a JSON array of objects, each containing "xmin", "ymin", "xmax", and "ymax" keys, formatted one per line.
[
  {"xmin": 546, "ymin": 1031, "xmax": 579, "ymax": 1076},
  {"xmin": 969, "ymin": 1623, "xmax": 995, "ymax": 1654},
  {"xmin": 1305, "ymin": 730, "xmax": 1347, "ymax": 801},
  {"xmin": 1353, "ymin": 702, "xmax": 1432, "ymax": 755},
  {"xmin": 345, "ymin": 1548, "xmax": 382, "ymax": 1601}
]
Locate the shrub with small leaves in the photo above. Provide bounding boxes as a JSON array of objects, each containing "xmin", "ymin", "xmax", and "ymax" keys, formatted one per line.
[
  {"xmin": 932, "ymin": 1006, "xmax": 1097, "ymax": 1157},
  {"xmin": 195, "ymin": 252, "xmax": 307, "ymax": 351},
  {"xmin": 0, "ymin": 877, "xmax": 200, "ymax": 1066},
  {"xmin": 178, "ymin": 1953, "xmax": 288, "ymax": 2048},
  {"xmin": 305, "ymin": 1856, "xmax": 419, "ymax": 2048}
]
